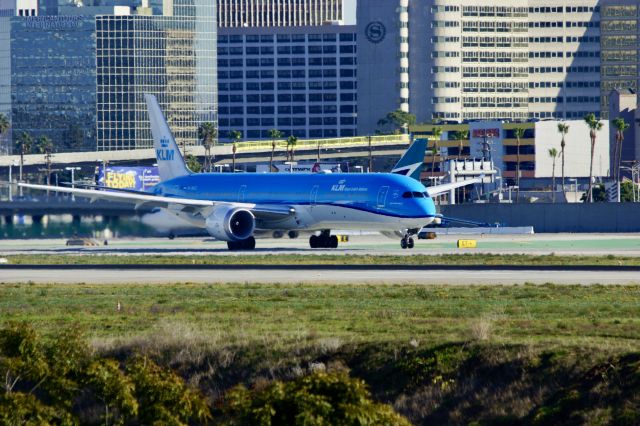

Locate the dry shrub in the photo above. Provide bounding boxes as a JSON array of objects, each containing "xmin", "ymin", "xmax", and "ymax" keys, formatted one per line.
[{"xmin": 469, "ymin": 316, "xmax": 494, "ymax": 342}]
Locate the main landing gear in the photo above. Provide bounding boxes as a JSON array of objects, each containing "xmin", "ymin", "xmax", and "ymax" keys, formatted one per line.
[
  {"xmin": 400, "ymin": 234, "xmax": 415, "ymax": 250},
  {"xmin": 309, "ymin": 230, "xmax": 338, "ymax": 249},
  {"xmin": 227, "ymin": 236, "xmax": 256, "ymax": 251}
]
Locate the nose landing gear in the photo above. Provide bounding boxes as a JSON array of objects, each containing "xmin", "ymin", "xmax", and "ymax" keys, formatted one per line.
[{"xmin": 309, "ymin": 230, "xmax": 338, "ymax": 249}]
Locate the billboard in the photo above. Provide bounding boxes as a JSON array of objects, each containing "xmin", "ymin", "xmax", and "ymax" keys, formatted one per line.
[{"xmin": 96, "ymin": 166, "xmax": 160, "ymax": 191}]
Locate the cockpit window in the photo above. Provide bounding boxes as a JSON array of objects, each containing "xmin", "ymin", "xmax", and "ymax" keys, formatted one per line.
[
  {"xmin": 423, "ymin": 191, "xmax": 429, "ymax": 198},
  {"xmin": 403, "ymin": 191, "xmax": 426, "ymax": 199}
]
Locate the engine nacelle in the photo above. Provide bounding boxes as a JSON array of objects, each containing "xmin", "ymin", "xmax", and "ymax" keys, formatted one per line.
[{"xmin": 205, "ymin": 206, "xmax": 255, "ymax": 241}]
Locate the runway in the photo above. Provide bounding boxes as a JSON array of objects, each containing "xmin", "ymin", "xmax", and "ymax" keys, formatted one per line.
[
  {"xmin": 2, "ymin": 265, "xmax": 639, "ymax": 285},
  {"xmin": 2, "ymin": 233, "xmax": 640, "ymax": 256}
]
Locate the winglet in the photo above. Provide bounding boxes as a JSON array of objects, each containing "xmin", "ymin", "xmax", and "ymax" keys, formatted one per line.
[
  {"xmin": 391, "ymin": 138, "xmax": 427, "ymax": 181},
  {"xmin": 145, "ymin": 94, "xmax": 191, "ymax": 182}
]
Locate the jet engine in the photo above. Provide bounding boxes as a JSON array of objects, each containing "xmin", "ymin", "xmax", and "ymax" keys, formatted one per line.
[{"xmin": 205, "ymin": 206, "xmax": 255, "ymax": 241}]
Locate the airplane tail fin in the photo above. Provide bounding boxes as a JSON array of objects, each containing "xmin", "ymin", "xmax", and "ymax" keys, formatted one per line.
[
  {"xmin": 391, "ymin": 138, "xmax": 427, "ymax": 181},
  {"xmin": 145, "ymin": 94, "xmax": 191, "ymax": 182}
]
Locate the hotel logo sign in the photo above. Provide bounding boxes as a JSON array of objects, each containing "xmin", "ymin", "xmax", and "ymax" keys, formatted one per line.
[{"xmin": 365, "ymin": 21, "xmax": 386, "ymax": 44}]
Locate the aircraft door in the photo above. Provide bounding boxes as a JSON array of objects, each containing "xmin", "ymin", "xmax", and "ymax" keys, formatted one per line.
[
  {"xmin": 238, "ymin": 185, "xmax": 247, "ymax": 202},
  {"xmin": 377, "ymin": 186, "xmax": 389, "ymax": 208},
  {"xmin": 310, "ymin": 185, "xmax": 319, "ymax": 206}
]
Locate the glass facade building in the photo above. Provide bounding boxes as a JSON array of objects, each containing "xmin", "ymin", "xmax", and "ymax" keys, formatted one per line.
[
  {"xmin": 8, "ymin": 15, "xmax": 97, "ymax": 152},
  {"xmin": 96, "ymin": 13, "xmax": 217, "ymax": 150}
]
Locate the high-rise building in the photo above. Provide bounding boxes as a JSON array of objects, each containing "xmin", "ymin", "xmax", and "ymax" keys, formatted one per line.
[
  {"xmin": 217, "ymin": 0, "xmax": 343, "ymax": 28},
  {"xmin": 96, "ymin": 0, "xmax": 216, "ymax": 150},
  {"xmin": 0, "ymin": 0, "xmax": 216, "ymax": 153},
  {"xmin": 358, "ymin": 0, "xmax": 603, "ymax": 135},
  {"xmin": 600, "ymin": 0, "xmax": 639, "ymax": 117},
  {"xmin": 217, "ymin": 24, "xmax": 357, "ymax": 140}
]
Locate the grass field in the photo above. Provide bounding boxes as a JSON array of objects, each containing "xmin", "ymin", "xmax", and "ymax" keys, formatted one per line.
[
  {"xmin": 3, "ymin": 282, "xmax": 640, "ymax": 423},
  {"xmin": 4, "ymin": 252, "xmax": 640, "ymax": 266}
]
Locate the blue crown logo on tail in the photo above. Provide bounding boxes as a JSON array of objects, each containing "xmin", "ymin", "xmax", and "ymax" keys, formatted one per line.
[
  {"xmin": 157, "ymin": 136, "xmax": 175, "ymax": 161},
  {"xmin": 160, "ymin": 137, "xmax": 170, "ymax": 148}
]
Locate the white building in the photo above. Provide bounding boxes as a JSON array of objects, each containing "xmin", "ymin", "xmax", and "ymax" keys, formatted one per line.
[
  {"xmin": 217, "ymin": 0, "xmax": 345, "ymax": 27},
  {"xmin": 358, "ymin": 0, "xmax": 603, "ymax": 134}
]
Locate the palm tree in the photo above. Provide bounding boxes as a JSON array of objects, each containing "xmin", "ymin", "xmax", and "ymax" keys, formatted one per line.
[
  {"xmin": 612, "ymin": 117, "xmax": 630, "ymax": 183},
  {"xmin": 453, "ymin": 130, "xmax": 468, "ymax": 160},
  {"xmin": 0, "ymin": 113, "xmax": 9, "ymax": 142},
  {"xmin": 287, "ymin": 135, "xmax": 298, "ymax": 162},
  {"xmin": 513, "ymin": 127, "xmax": 525, "ymax": 203},
  {"xmin": 430, "ymin": 127, "xmax": 443, "ymax": 178},
  {"xmin": 228, "ymin": 130, "xmax": 242, "ymax": 172},
  {"xmin": 548, "ymin": 148, "xmax": 558, "ymax": 203},
  {"xmin": 198, "ymin": 122, "xmax": 217, "ymax": 172},
  {"xmin": 584, "ymin": 113, "xmax": 603, "ymax": 203},
  {"xmin": 268, "ymin": 129, "xmax": 283, "ymax": 172},
  {"xmin": 556, "ymin": 123, "xmax": 569, "ymax": 200},
  {"xmin": 232, "ymin": 143, "xmax": 237, "ymax": 173},
  {"xmin": 16, "ymin": 131, "xmax": 33, "ymax": 186},
  {"xmin": 36, "ymin": 136, "xmax": 54, "ymax": 192}
]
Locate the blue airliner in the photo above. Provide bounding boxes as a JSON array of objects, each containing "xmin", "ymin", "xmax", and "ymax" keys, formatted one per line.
[{"xmin": 20, "ymin": 95, "xmax": 478, "ymax": 250}]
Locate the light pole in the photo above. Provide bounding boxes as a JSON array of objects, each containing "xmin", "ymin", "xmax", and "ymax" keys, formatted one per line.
[
  {"xmin": 568, "ymin": 178, "xmax": 577, "ymax": 202},
  {"xmin": 65, "ymin": 166, "xmax": 81, "ymax": 201},
  {"xmin": 8, "ymin": 160, "xmax": 17, "ymax": 201}
]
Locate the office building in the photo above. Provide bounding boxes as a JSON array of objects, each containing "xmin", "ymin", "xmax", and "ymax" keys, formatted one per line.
[
  {"xmin": 217, "ymin": 0, "xmax": 344, "ymax": 28},
  {"xmin": 600, "ymin": 0, "xmax": 639, "ymax": 117},
  {"xmin": 0, "ymin": 0, "xmax": 216, "ymax": 153},
  {"xmin": 217, "ymin": 24, "xmax": 357, "ymax": 140},
  {"xmin": 358, "ymin": 0, "xmax": 603, "ymax": 134}
]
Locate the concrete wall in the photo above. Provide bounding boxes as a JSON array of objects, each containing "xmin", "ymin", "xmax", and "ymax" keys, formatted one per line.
[{"xmin": 440, "ymin": 202, "xmax": 640, "ymax": 233}]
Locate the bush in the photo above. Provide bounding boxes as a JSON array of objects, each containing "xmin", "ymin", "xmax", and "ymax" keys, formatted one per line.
[
  {"xmin": 220, "ymin": 371, "xmax": 411, "ymax": 425},
  {"xmin": 0, "ymin": 322, "xmax": 210, "ymax": 425}
]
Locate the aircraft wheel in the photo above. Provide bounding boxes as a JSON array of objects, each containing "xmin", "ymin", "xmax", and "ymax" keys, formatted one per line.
[
  {"xmin": 272, "ymin": 231, "xmax": 284, "ymax": 238},
  {"xmin": 227, "ymin": 241, "xmax": 239, "ymax": 251},
  {"xmin": 400, "ymin": 238, "xmax": 408, "ymax": 249},
  {"xmin": 288, "ymin": 231, "xmax": 299, "ymax": 239},
  {"xmin": 407, "ymin": 237, "xmax": 414, "ymax": 249},
  {"xmin": 330, "ymin": 235, "xmax": 339, "ymax": 249},
  {"xmin": 243, "ymin": 236, "xmax": 256, "ymax": 250},
  {"xmin": 309, "ymin": 235, "xmax": 319, "ymax": 248},
  {"xmin": 168, "ymin": 233, "xmax": 175, "ymax": 240}
]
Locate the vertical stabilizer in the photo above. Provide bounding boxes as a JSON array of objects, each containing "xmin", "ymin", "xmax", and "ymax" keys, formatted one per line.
[
  {"xmin": 391, "ymin": 138, "xmax": 427, "ymax": 181},
  {"xmin": 145, "ymin": 94, "xmax": 191, "ymax": 181}
]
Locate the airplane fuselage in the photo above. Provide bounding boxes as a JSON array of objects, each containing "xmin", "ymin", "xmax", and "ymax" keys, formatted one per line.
[{"xmin": 155, "ymin": 172, "xmax": 436, "ymax": 232}]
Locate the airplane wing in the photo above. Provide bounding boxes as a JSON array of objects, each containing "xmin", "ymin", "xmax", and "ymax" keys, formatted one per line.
[
  {"xmin": 425, "ymin": 177, "xmax": 483, "ymax": 198},
  {"xmin": 17, "ymin": 183, "xmax": 295, "ymax": 218}
]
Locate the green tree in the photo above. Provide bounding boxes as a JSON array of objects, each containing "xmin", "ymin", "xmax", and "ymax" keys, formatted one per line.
[
  {"xmin": 184, "ymin": 154, "xmax": 202, "ymax": 173},
  {"xmin": 221, "ymin": 371, "xmax": 411, "ymax": 425},
  {"xmin": 268, "ymin": 129, "xmax": 283, "ymax": 172},
  {"xmin": 612, "ymin": 117, "xmax": 630, "ymax": 183},
  {"xmin": 548, "ymin": 148, "xmax": 558, "ymax": 203},
  {"xmin": 85, "ymin": 359, "xmax": 138, "ymax": 425},
  {"xmin": 286, "ymin": 135, "xmax": 298, "ymax": 162},
  {"xmin": 557, "ymin": 122, "xmax": 569, "ymax": 201},
  {"xmin": 377, "ymin": 110, "xmax": 416, "ymax": 134},
  {"xmin": 198, "ymin": 121, "xmax": 217, "ymax": 172},
  {"xmin": 513, "ymin": 127, "xmax": 526, "ymax": 203},
  {"xmin": 16, "ymin": 131, "xmax": 33, "ymax": 185},
  {"xmin": 453, "ymin": 130, "xmax": 468, "ymax": 160},
  {"xmin": 36, "ymin": 136, "xmax": 54, "ymax": 189},
  {"xmin": 584, "ymin": 113, "xmax": 604, "ymax": 203},
  {"xmin": 430, "ymin": 127, "xmax": 443, "ymax": 177},
  {"xmin": 0, "ymin": 113, "xmax": 9, "ymax": 152}
]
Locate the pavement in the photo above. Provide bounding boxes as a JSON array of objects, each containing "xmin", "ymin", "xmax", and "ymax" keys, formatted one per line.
[
  {"xmin": 2, "ymin": 233, "xmax": 640, "ymax": 285},
  {"xmin": 1, "ymin": 233, "xmax": 640, "ymax": 256}
]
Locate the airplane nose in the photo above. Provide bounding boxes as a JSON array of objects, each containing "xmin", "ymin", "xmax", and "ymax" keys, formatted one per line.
[{"xmin": 421, "ymin": 198, "xmax": 436, "ymax": 218}]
